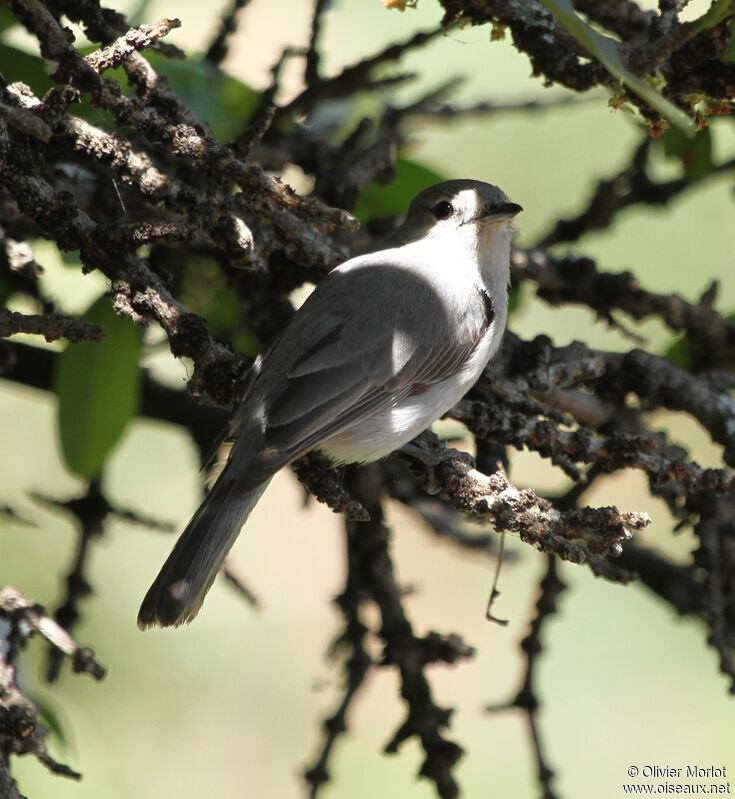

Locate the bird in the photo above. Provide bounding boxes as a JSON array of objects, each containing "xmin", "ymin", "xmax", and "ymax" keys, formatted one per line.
[{"xmin": 138, "ymin": 179, "xmax": 522, "ymax": 629}]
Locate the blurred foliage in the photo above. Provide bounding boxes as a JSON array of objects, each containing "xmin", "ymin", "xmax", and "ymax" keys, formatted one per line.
[
  {"xmin": 60, "ymin": 250, "xmax": 83, "ymax": 268},
  {"xmin": 507, "ymin": 283, "xmax": 523, "ymax": 316},
  {"xmin": 662, "ymin": 127, "xmax": 714, "ymax": 181},
  {"xmin": 689, "ymin": 0, "xmax": 734, "ymax": 34},
  {"xmin": 664, "ymin": 310, "xmax": 735, "ymax": 369},
  {"xmin": 54, "ymin": 296, "xmax": 142, "ymax": 479},
  {"xmin": 0, "ymin": 8, "xmax": 18, "ymax": 32},
  {"xmin": 0, "ymin": 42, "xmax": 52, "ymax": 95},
  {"xmin": 94, "ymin": 52, "xmax": 260, "ymax": 137},
  {"xmin": 33, "ymin": 696, "xmax": 69, "ymax": 750},
  {"xmin": 177, "ymin": 254, "xmax": 261, "ymax": 355},
  {"xmin": 0, "ymin": 271, "xmax": 10, "ymax": 306},
  {"xmin": 144, "ymin": 52, "xmax": 261, "ymax": 140},
  {"xmin": 0, "ymin": 40, "xmax": 260, "ymax": 139},
  {"xmin": 354, "ymin": 157, "xmax": 445, "ymax": 222},
  {"xmin": 724, "ymin": 18, "xmax": 735, "ymax": 60}
]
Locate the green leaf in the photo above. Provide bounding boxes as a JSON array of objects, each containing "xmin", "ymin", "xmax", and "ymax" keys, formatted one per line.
[
  {"xmin": 67, "ymin": 48, "xmax": 260, "ymax": 135},
  {"xmin": 60, "ymin": 249, "xmax": 82, "ymax": 268},
  {"xmin": 689, "ymin": 0, "xmax": 733, "ymax": 34},
  {"xmin": 508, "ymin": 283, "xmax": 524, "ymax": 316},
  {"xmin": 33, "ymin": 696, "xmax": 68, "ymax": 748},
  {"xmin": 0, "ymin": 272, "xmax": 10, "ymax": 305},
  {"xmin": 537, "ymin": 0, "xmax": 696, "ymax": 135},
  {"xmin": 662, "ymin": 332, "xmax": 692, "ymax": 370},
  {"xmin": 0, "ymin": 42, "xmax": 260, "ymax": 137},
  {"xmin": 144, "ymin": 53, "xmax": 260, "ymax": 140},
  {"xmin": 177, "ymin": 254, "xmax": 237, "ymax": 332},
  {"xmin": 128, "ymin": 0, "xmax": 156, "ymax": 27},
  {"xmin": 663, "ymin": 311, "xmax": 735, "ymax": 370},
  {"xmin": 0, "ymin": 43, "xmax": 52, "ymax": 95},
  {"xmin": 661, "ymin": 126, "xmax": 713, "ymax": 180},
  {"xmin": 353, "ymin": 158, "xmax": 447, "ymax": 222},
  {"xmin": 0, "ymin": 9, "xmax": 19, "ymax": 32},
  {"xmin": 177, "ymin": 254, "xmax": 261, "ymax": 357},
  {"xmin": 723, "ymin": 18, "xmax": 735, "ymax": 61},
  {"xmin": 55, "ymin": 297, "xmax": 142, "ymax": 479}
]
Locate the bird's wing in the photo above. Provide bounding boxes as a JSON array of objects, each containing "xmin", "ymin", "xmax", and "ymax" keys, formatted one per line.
[{"xmin": 255, "ymin": 258, "xmax": 491, "ymax": 461}]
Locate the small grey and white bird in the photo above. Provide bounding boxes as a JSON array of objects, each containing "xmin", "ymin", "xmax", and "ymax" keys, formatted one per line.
[{"xmin": 138, "ymin": 179, "xmax": 521, "ymax": 629}]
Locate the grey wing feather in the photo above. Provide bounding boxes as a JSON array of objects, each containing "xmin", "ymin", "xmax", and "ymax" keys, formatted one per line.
[
  {"xmin": 269, "ymin": 362, "xmax": 373, "ymax": 427},
  {"xmin": 251, "ymin": 257, "xmax": 487, "ymax": 461},
  {"xmin": 267, "ymin": 381, "xmax": 408, "ymax": 460},
  {"xmin": 288, "ymin": 324, "xmax": 346, "ymax": 377},
  {"xmin": 399, "ymin": 336, "xmax": 479, "ymax": 395}
]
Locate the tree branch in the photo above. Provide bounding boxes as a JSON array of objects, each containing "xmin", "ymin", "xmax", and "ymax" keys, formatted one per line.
[
  {"xmin": 205, "ymin": 0, "xmax": 252, "ymax": 65},
  {"xmin": 487, "ymin": 555, "xmax": 566, "ymax": 799},
  {"xmin": 0, "ymin": 308, "xmax": 103, "ymax": 343},
  {"xmin": 344, "ymin": 465, "xmax": 473, "ymax": 799},
  {"xmin": 0, "ymin": 585, "xmax": 105, "ymax": 781},
  {"xmin": 84, "ymin": 18, "xmax": 181, "ymax": 74}
]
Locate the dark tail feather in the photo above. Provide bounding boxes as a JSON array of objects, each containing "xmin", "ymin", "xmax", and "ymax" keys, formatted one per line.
[{"xmin": 138, "ymin": 441, "xmax": 272, "ymax": 629}]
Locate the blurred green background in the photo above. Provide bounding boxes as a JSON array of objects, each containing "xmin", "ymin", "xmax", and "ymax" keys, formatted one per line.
[{"xmin": 2, "ymin": 0, "xmax": 735, "ymax": 797}]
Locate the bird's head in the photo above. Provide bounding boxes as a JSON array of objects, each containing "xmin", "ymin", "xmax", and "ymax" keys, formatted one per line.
[{"xmin": 396, "ymin": 179, "xmax": 522, "ymax": 245}]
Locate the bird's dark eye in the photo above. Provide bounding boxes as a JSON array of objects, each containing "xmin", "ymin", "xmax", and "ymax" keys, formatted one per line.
[{"xmin": 431, "ymin": 201, "xmax": 454, "ymax": 220}]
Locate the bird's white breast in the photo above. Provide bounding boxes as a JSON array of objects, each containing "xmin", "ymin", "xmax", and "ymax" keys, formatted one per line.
[{"xmin": 320, "ymin": 321, "xmax": 501, "ymax": 464}]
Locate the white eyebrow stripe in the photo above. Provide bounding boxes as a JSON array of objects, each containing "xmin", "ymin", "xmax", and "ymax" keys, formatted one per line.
[{"xmin": 456, "ymin": 188, "xmax": 481, "ymax": 219}]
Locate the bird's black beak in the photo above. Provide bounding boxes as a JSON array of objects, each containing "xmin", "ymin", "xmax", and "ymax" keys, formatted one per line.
[{"xmin": 485, "ymin": 202, "xmax": 523, "ymax": 220}]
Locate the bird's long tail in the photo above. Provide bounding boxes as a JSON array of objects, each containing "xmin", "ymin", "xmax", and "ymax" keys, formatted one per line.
[{"xmin": 138, "ymin": 435, "xmax": 272, "ymax": 629}]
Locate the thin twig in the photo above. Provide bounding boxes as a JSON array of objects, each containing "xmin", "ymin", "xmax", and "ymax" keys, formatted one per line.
[
  {"xmin": 205, "ymin": 0, "xmax": 253, "ymax": 65},
  {"xmin": 304, "ymin": 0, "xmax": 330, "ymax": 85},
  {"xmin": 486, "ymin": 556, "xmax": 566, "ymax": 799},
  {"xmin": 303, "ymin": 518, "xmax": 373, "ymax": 796}
]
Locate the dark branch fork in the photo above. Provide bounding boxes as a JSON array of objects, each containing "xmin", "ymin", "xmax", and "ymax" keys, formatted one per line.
[{"xmin": 0, "ymin": 586, "xmax": 106, "ymax": 788}]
